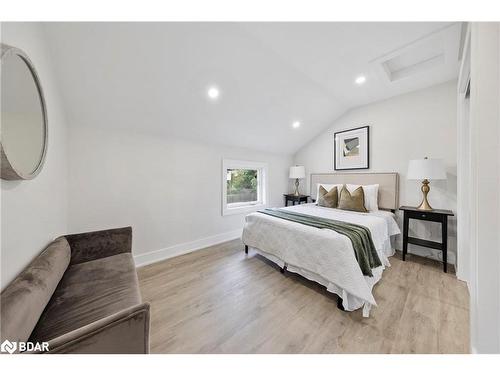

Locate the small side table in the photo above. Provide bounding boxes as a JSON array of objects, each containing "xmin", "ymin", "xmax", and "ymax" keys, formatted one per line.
[
  {"xmin": 399, "ymin": 206, "xmax": 454, "ymax": 273},
  {"xmin": 284, "ymin": 194, "xmax": 310, "ymax": 207}
]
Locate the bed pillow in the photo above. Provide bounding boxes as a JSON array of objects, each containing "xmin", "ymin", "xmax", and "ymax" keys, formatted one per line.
[
  {"xmin": 346, "ymin": 184, "xmax": 379, "ymax": 211},
  {"xmin": 315, "ymin": 183, "xmax": 342, "ymax": 203},
  {"xmin": 317, "ymin": 185, "xmax": 338, "ymax": 208},
  {"xmin": 338, "ymin": 185, "xmax": 368, "ymax": 213}
]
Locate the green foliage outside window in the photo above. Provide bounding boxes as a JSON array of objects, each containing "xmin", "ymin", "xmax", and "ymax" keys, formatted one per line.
[{"xmin": 227, "ymin": 169, "xmax": 258, "ymax": 194}]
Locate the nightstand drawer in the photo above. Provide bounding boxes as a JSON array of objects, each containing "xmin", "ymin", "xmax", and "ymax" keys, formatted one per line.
[
  {"xmin": 406, "ymin": 210, "xmax": 442, "ymax": 222},
  {"xmin": 283, "ymin": 194, "xmax": 310, "ymax": 207}
]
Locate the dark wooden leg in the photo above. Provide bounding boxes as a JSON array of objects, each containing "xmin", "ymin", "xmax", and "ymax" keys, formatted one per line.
[
  {"xmin": 337, "ymin": 296, "xmax": 345, "ymax": 311},
  {"xmin": 442, "ymin": 216, "xmax": 448, "ymax": 273},
  {"xmin": 402, "ymin": 213, "xmax": 409, "ymax": 261},
  {"xmin": 280, "ymin": 265, "xmax": 287, "ymax": 274},
  {"xmin": 245, "ymin": 245, "xmax": 248, "ymax": 254},
  {"xmin": 285, "ymin": 198, "xmax": 288, "ymax": 207}
]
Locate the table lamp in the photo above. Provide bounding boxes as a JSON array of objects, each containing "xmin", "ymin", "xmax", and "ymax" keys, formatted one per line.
[
  {"xmin": 407, "ymin": 157, "xmax": 446, "ymax": 210},
  {"xmin": 289, "ymin": 165, "xmax": 306, "ymax": 196}
]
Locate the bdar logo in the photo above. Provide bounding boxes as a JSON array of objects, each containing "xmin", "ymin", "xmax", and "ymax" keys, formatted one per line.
[{"xmin": 1, "ymin": 340, "xmax": 17, "ymax": 354}]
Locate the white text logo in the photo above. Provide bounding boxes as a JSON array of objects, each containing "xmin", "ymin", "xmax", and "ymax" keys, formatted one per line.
[{"xmin": 1, "ymin": 340, "xmax": 49, "ymax": 353}]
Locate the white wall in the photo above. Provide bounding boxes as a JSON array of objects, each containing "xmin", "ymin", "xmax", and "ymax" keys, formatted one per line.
[
  {"xmin": 467, "ymin": 22, "xmax": 500, "ymax": 354},
  {"xmin": 1, "ymin": 23, "xmax": 69, "ymax": 289},
  {"xmin": 294, "ymin": 80, "xmax": 458, "ymax": 264},
  {"xmin": 68, "ymin": 125, "xmax": 292, "ymax": 265},
  {"xmin": 0, "ymin": 23, "xmax": 293, "ymax": 283}
]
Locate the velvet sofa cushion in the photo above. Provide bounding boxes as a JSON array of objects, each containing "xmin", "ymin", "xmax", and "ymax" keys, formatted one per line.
[
  {"xmin": 65, "ymin": 227, "xmax": 132, "ymax": 265},
  {"xmin": 0, "ymin": 238, "xmax": 71, "ymax": 347},
  {"xmin": 29, "ymin": 253, "xmax": 141, "ymax": 343}
]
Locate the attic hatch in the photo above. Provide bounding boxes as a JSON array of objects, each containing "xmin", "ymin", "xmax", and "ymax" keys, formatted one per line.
[
  {"xmin": 382, "ymin": 38, "xmax": 445, "ymax": 82},
  {"xmin": 370, "ymin": 23, "xmax": 461, "ymax": 83}
]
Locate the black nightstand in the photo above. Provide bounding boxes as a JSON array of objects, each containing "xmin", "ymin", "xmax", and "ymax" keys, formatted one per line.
[
  {"xmin": 284, "ymin": 194, "xmax": 310, "ymax": 206},
  {"xmin": 399, "ymin": 206, "xmax": 454, "ymax": 273}
]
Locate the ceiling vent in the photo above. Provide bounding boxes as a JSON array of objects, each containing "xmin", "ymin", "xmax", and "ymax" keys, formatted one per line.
[{"xmin": 370, "ymin": 23, "xmax": 461, "ymax": 83}]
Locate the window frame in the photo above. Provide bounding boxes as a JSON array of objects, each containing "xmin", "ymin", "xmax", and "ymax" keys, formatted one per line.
[{"xmin": 222, "ymin": 159, "xmax": 268, "ymax": 216}]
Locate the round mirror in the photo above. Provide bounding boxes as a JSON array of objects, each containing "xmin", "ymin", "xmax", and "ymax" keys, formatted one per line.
[{"xmin": 1, "ymin": 44, "xmax": 47, "ymax": 180}]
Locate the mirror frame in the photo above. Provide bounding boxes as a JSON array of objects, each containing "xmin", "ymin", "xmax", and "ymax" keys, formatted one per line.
[{"xmin": 1, "ymin": 43, "xmax": 48, "ymax": 180}]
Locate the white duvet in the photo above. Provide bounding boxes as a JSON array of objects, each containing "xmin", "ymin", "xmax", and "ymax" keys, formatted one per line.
[{"xmin": 241, "ymin": 203, "xmax": 400, "ymax": 317}]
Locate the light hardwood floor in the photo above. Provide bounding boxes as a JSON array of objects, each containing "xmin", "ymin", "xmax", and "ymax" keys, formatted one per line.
[{"xmin": 138, "ymin": 239, "xmax": 469, "ymax": 353}]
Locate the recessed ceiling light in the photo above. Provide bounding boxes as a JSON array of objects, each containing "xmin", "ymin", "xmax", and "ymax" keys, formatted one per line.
[
  {"xmin": 355, "ymin": 76, "xmax": 366, "ymax": 85},
  {"xmin": 207, "ymin": 86, "xmax": 220, "ymax": 100},
  {"xmin": 292, "ymin": 121, "xmax": 301, "ymax": 129}
]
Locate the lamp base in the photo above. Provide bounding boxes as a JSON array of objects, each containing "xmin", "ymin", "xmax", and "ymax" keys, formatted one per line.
[
  {"xmin": 293, "ymin": 178, "xmax": 300, "ymax": 196},
  {"xmin": 416, "ymin": 179, "xmax": 433, "ymax": 211}
]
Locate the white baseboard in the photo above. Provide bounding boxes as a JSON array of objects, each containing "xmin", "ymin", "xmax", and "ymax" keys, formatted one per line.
[{"xmin": 133, "ymin": 229, "xmax": 242, "ymax": 268}]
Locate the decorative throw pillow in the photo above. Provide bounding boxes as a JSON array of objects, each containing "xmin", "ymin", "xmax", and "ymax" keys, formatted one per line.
[
  {"xmin": 338, "ymin": 185, "xmax": 368, "ymax": 212},
  {"xmin": 315, "ymin": 183, "xmax": 342, "ymax": 202},
  {"xmin": 317, "ymin": 185, "xmax": 338, "ymax": 208},
  {"xmin": 346, "ymin": 184, "xmax": 379, "ymax": 211}
]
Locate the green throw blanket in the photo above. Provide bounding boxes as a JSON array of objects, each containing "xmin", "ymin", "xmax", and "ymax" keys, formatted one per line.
[{"xmin": 257, "ymin": 208, "xmax": 382, "ymax": 277}]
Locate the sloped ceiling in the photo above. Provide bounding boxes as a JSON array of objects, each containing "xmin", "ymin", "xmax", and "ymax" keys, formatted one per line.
[{"xmin": 42, "ymin": 22, "xmax": 461, "ymax": 155}]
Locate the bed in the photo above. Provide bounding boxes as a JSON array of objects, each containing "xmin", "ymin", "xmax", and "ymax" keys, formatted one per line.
[{"xmin": 241, "ymin": 172, "xmax": 400, "ymax": 317}]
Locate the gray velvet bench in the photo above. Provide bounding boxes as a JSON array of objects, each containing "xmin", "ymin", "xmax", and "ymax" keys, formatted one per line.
[{"xmin": 0, "ymin": 227, "xmax": 150, "ymax": 354}]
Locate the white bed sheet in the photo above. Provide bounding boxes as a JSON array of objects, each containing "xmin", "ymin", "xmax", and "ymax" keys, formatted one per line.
[{"xmin": 241, "ymin": 203, "xmax": 401, "ymax": 317}]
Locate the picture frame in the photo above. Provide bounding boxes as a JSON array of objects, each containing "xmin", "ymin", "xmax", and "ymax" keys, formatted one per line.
[{"xmin": 333, "ymin": 126, "xmax": 370, "ymax": 170}]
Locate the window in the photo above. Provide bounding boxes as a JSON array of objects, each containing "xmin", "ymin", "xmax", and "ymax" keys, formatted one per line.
[{"xmin": 222, "ymin": 159, "xmax": 267, "ymax": 216}]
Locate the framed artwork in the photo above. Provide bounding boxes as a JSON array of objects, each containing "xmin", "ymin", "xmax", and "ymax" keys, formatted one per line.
[{"xmin": 334, "ymin": 126, "xmax": 369, "ymax": 170}]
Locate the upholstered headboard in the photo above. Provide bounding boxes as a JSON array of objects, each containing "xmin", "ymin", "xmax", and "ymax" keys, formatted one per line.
[{"xmin": 310, "ymin": 172, "xmax": 399, "ymax": 211}]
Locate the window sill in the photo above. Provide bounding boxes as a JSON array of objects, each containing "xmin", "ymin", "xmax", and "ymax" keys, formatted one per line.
[{"xmin": 222, "ymin": 203, "xmax": 266, "ymax": 216}]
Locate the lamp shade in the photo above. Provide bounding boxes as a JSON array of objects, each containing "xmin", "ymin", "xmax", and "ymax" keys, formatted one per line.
[
  {"xmin": 289, "ymin": 165, "xmax": 305, "ymax": 179},
  {"xmin": 407, "ymin": 158, "xmax": 446, "ymax": 180}
]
